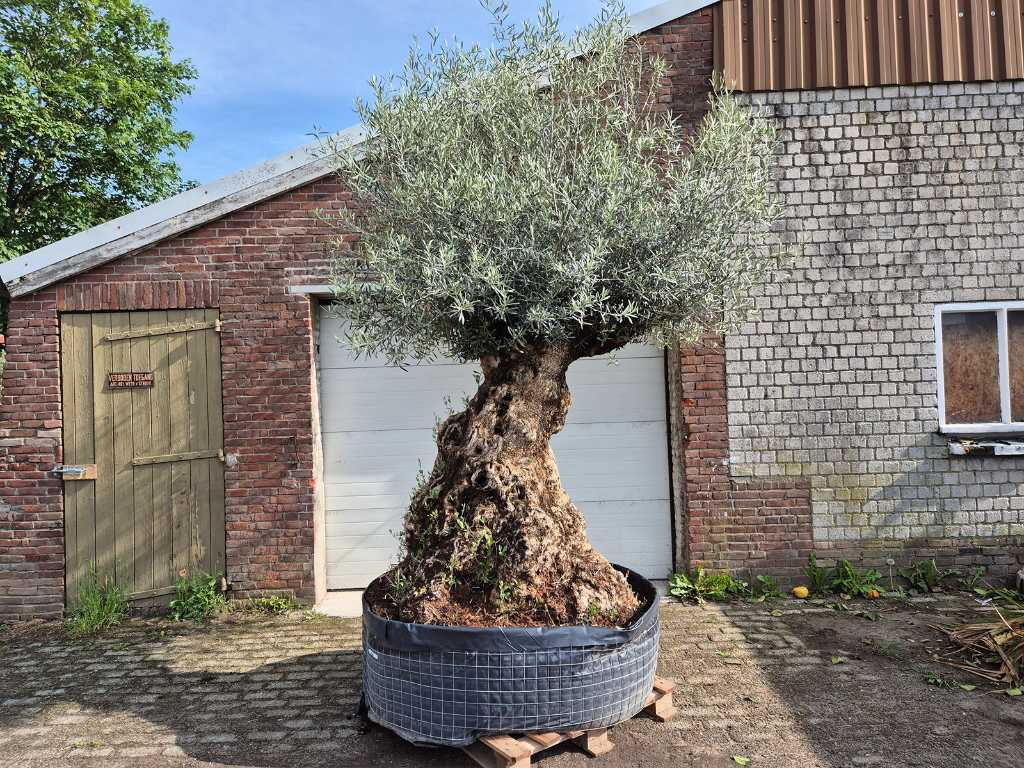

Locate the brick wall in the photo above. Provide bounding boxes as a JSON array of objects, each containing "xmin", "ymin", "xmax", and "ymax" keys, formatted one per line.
[
  {"xmin": 0, "ymin": 8, "xmax": 724, "ymax": 620},
  {"xmin": 0, "ymin": 178, "xmax": 353, "ymax": 619},
  {"xmin": 727, "ymin": 81, "xmax": 1024, "ymax": 579},
  {"xmin": 639, "ymin": 8, "xmax": 816, "ymax": 579}
]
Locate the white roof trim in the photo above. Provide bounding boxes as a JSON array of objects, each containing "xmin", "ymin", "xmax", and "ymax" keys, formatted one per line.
[
  {"xmin": 0, "ymin": 0, "xmax": 717, "ymax": 298},
  {"xmin": 0, "ymin": 123, "xmax": 367, "ymax": 297},
  {"xmin": 628, "ymin": 0, "xmax": 716, "ymax": 35}
]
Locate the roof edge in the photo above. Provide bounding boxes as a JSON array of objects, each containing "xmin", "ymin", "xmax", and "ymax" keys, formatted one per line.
[
  {"xmin": 628, "ymin": 0, "xmax": 715, "ymax": 35},
  {"xmin": 0, "ymin": 124, "xmax": 367, "ymax": 298}
]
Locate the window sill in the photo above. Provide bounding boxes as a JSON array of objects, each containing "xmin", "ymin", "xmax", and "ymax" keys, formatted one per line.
[{"xmin": 947, "ymin": 439, "xmax": 1024, "ymax": 457}]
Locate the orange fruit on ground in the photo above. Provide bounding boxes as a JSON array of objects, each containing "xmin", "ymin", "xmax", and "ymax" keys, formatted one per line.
[
  {"xmin": 792, "ymin": 585, "xmax": 810, "ymax": 599},
  {"xmin": 867, "ymin": 589, "xmax": 881, "ymax": 599}
]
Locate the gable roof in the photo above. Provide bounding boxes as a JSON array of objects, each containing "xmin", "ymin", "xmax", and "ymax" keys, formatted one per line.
[{"xmin": 0, "ymin": 0, "xmax": 716, "ymax": 298}]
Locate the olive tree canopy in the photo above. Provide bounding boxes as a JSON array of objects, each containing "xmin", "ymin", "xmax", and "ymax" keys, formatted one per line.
[
  {"xmin": 330, "ymin": 1, "xmax": 782, "ymax": 367},
  {"xmin": 326, "ymin": 1, "xmax": 785, "ymax": 627}
]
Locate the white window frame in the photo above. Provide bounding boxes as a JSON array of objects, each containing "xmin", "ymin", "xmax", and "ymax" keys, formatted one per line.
[{"xmin": 934, "ymin": 301, "xmax": 1024, "ymax": 435}]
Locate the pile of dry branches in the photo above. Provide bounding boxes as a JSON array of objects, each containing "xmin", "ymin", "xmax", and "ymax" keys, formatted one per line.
[{"xmin": 933, "ymin": 608, "xmax": 1024, "ymax": 687}]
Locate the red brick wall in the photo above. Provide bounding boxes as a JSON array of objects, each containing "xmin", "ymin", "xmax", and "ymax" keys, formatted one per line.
[
  {"xmin": 0, "ymin": 178, "xmax": 353, "ymax": 619},
  {"xmin": 677, "ymin": 341, "xmax": 813, "ymax": 580},
  {"xmin": 0, "ymin": 7, "xmax": 773, "ymax": 620}
]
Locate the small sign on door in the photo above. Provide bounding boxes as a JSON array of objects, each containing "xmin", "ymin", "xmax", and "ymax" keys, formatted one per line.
[{"xmin": 108, "ymin": 372, "xmax": 155, "ymax": 389}]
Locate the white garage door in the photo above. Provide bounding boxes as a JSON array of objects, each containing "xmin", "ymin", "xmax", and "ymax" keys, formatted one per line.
[{"xmin": 318, "ymin": 308, "xmax": 673, "ymax": 590}]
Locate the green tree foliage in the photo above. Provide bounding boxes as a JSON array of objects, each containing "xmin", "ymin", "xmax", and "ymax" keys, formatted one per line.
[
  {"xmin": 0, "ymin": 0, "xmax": 197, "ymax": 263},
  {"xmin": 330, "ymin": 0, "xmax": 784, "ymax": 365}
]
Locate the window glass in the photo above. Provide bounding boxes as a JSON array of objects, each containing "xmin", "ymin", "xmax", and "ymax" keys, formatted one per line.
[
  {"xmin": 942, "ymin": 311, "xmax": 1001, "ymax": 424},
  {"xmin": 1010, "ymin": 311, "xmax": 1024, "ymax": 423}
]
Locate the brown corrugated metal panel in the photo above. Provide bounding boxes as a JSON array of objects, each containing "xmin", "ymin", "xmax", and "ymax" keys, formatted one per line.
[{"xmin": 716, "ymin": 0, "xmax": 1024, "ymax": 90}]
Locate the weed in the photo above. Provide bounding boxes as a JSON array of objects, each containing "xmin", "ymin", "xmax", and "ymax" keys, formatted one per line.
[
  {"xmin": 925, "ymin": 672, "xmax": 958, "ymax": 689},
  {"xmin": 830, "ymin": 560, "xmax": 882, "ymax": 599},
  {"xmin": 0, "ymin": 623, "xmax": 8, "ymax": 634},
  {"xmin": 961, "ymin": 566, "xmax": 987, "ymax": 592},
  {"xmin": 971, "ymin": 582, "xmax": 1024, "ymax": 613},
  {"xmin": 670, "ymin": 567, "xmax": 749, "ymax": 603},
  {"xmin": 752, "ymin": 574, "xmax": 782, "ymax": 600},
  {"xmin": 66, "ymin": 569, "xmax": 129, "ymax": 637},
  {"xmin": 383, "ymin": 567, "xmax": 412, "ymax": 605},
  {"xmin": 803, "ymin": 553, "xmax": 831, "ymax": 596},
  {"xmin": 865, "ymin": 638, "xmax": 907, "ymax": 660},
  {"xmin": 169, "ymin": 571, "xmax": 226, "ymax": 622},
  {"xmin": 233, "ymin": 594, "xmax": 301, "ymax": 615},
  {"xmin": 899, "ymin": 559, "xmax": 958, "ymax": 593}
]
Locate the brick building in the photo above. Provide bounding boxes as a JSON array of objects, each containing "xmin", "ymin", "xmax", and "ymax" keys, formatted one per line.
[{"xmin": 2, "ymin": 0, "xmax": 1024, "ymax": 620}]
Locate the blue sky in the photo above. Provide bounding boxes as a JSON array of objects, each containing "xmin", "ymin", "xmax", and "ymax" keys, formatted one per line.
[{"xmin": 143, "ymin": 1, "xmax": 650, "ymax": 185}]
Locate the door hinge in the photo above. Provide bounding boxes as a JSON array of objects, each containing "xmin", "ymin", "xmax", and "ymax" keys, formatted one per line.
[
  {"xmin": 104, "ymin": 319, "xmax": 221, "ymax": 342},
  {"xmin": 131, "ymin": 449, "xmax": 224, "ymax": 467}
]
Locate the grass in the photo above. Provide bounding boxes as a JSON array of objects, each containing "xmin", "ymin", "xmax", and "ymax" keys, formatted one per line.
[
  {"xmin": 169, "ymin": 571, "xmax": 227, "ymax": 622},
  {"xmin": 231, "ymin": 594, "xmax": 302, "ymax": 615},
  {"xmin": 66, "ymin": 571, "xmax": 129, "ymax": 637}
]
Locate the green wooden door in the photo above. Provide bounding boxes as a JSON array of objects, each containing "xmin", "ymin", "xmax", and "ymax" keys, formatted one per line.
[{"xmin": 60, "ymin": 310, "xmax": 226, "ymax": 606}]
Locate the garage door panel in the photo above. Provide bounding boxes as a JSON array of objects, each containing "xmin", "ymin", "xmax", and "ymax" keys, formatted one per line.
[
  {"xmin": 322, "ymin": 430, "xmax": 437, "ymax": 480},
  {"xmin": 319, "ymin": 305, "xmax": 673, "ymax": 590},
  {"xmin": 320, "ymin": 368, "xmax": 476, "ymax": 432},
  {"xmin": 565, "ymin": 356, "xmax": 666, "ymax": 424},
  {"xmin": 580, "ymin": 501, "xmax": 674, "ymax": 577}
]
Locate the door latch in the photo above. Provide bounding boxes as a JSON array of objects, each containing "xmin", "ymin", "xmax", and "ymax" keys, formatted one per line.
[{"xmin": 52, "ymin": 465, "xmax": 97, "ymax": 480}]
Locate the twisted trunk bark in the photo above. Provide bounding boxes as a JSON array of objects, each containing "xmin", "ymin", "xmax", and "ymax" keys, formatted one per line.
[{"xmin": 366, "ymin": 342, "xmax": 641, "ymax": 627}]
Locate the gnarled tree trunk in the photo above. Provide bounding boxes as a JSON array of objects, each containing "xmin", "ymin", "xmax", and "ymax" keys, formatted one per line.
[{"xmin": 366, "ymin": 342, "xmax": 641, "ymax": 627}]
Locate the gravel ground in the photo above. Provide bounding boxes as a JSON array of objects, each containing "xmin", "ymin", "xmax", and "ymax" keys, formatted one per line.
[{"xmin": 1, "ymin": 594, "xmax": 1021, "ymax": 767}]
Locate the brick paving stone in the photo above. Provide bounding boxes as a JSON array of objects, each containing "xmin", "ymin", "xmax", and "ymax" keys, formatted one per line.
[{"xmin": 1, "ymin": 598, "xmax": 1022, "ymax": 767}]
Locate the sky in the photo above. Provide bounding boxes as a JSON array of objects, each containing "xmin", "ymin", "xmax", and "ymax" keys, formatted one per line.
[{"xmin": 143, "ymin": 1, "xmax": 651, "ymax": 185}]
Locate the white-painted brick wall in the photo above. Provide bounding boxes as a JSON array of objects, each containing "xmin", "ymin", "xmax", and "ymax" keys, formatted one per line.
[{"xmin": 730, "ymin": 81, "xmax": 1024, "ymax": 545}]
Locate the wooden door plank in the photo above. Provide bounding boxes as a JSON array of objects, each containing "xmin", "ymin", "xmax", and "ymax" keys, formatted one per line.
[
  {"xmin": 73, "ymin": 314, "xmax": 96, "ymax": 599},
  {"xmin": 167, "ymin": 310, "xmax": 192, "ymax": 578},
  {"xmin": 186, "ymin": 310, "xmax": 213, "ymax": 572},
  {"xmin": 129, "ymin": 312, "xmax": 155, "ymax": 595},
  {"xmin": 110, "ymin": 313, "xmax": 135, "ymax": 593},
  {"xmin": 204, "ymin": 309, "xmax": 226, "ymax": 576},
  {"xmin": 60, "ymin": 316, "xmax": 80, "ymax": 605},
  {"xmin": 91, "ymin": 314, "xmax": 117, "ymax": 581},
  {"xmin": 149, "ymin": 310, "xmax": 174, "ymax": 591}
]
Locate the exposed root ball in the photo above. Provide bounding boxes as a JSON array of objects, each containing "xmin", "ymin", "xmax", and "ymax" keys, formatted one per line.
[{"xmin": 366, "ymin": 344, "xmax": 641, "ymax": 628}]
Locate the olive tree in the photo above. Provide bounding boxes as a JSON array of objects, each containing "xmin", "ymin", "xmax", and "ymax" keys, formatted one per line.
[{"xmin": 327, "ymin": 1, "xmax": 783, "ymax": 627}]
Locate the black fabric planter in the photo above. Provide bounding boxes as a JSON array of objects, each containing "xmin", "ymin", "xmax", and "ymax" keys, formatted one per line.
[{"xmin": 361, "ymin": 567, "xmax": 660, "ymax": 747}]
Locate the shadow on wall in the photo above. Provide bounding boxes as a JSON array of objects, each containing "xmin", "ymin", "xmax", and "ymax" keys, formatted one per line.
[{"xmin": 808, "ymin": 429, "xmax": 1024, "ymax": 575}]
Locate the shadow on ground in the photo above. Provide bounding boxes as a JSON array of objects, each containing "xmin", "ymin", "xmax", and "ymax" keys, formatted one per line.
[{"xmin": 2, "ymin": 597, "xmax": 1024, "ymax": 767}]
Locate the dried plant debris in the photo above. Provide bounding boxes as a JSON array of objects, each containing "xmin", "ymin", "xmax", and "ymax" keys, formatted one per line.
[{"xmin": 932, "ymin": 608, "xmax": 1024, "ymax": 688}]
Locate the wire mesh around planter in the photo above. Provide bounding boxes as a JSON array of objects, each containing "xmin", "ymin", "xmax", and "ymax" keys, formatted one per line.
[{"xmin": 361, "ymin": 568, "xmax": 660, "ymax": 747}]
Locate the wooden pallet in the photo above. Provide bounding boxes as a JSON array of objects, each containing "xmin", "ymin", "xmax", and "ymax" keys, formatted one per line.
[{"xmin": 462, "ymin": 677, "xmax": 677, "ymax": 768}]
